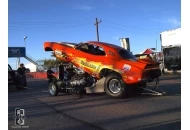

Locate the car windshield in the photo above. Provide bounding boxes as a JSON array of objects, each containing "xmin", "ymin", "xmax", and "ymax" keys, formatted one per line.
[
  {"xmin": 118, "ymin": 49, "xmax": 137, "ymax": 60},
  {"xmin": 8, "ymin": 64, "xmax": 12, "ymax": 71}
]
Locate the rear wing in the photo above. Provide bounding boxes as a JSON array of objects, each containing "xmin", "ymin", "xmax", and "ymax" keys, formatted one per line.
[{"xmin": 134, "ymin": 54, "xmax": 152, "ymax": 60}]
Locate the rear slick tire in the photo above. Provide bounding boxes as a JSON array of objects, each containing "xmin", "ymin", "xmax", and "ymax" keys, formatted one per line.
[{"xmin": 104, "ymin": 73, "xmax": 126, "ymax": 99}]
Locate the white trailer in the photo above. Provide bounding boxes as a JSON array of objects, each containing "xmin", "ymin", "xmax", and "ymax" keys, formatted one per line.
[{"xmin": 160, "ymin": 28, "xmax": 181, "ymax": 74}]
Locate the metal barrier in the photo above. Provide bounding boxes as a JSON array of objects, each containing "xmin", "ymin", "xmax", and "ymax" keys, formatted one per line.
[{"xmin": 26, "ymin": 72, "xmax": 59, "ymax": 79}]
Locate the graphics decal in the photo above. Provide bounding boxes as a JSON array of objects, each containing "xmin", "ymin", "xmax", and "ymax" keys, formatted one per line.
[{"xmin": 123, "ymin": 64, "xmax": 131, "ymax": 71}]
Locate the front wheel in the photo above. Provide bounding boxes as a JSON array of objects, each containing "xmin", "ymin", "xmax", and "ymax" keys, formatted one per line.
[
  {"xmin": 104, "ymin": 73, "xmax": 126, "ymax": 98},
  {"xmin": 48, "ymin": 82, "xmax": 59, "ymax": 96}
]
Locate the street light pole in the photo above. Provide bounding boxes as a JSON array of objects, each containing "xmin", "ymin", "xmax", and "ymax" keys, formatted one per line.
[
  {"xmin": 24, "ymin": 36, "xmax": 27, "ymax": 49},
  {"xmin": 17, "ymin": 36, "xmax": 27, "ymax": 69}
]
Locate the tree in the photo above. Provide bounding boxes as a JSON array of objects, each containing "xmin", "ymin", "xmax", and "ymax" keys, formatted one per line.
[
  {"xmin": 43, "ymin": 58, "xmax": 56, "ymax": 68},
  {"xmin": 38, "ymin": 52, "xmax": 70, "ymax": 71}
]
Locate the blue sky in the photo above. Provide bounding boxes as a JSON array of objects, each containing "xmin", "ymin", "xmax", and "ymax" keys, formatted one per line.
[{"xmin": 8, "ymin": 0, "xmax": 181, "ymax": 69}]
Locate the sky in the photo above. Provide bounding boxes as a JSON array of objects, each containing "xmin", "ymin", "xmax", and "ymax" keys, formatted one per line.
[{"xmin": 8, "ymin": 0, "xmax": 181, "ymax": 69}]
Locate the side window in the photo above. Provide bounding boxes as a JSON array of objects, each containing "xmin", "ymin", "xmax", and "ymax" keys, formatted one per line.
[
  {"xmin": 76, "ymin": 43, "xmax": 89, "ymax": 53},
  {"xmin": 76, "ymin": 43, "xmax": 106, "ymax": 56},
  {"xmin": 93, "ymin": 45, "xmax": 106, "ymax": 56}
]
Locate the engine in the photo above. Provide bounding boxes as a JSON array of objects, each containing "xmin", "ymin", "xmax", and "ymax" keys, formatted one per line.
[{"xmin": 69, "ymin": 73, "xmax": 95, "ymax": 94}]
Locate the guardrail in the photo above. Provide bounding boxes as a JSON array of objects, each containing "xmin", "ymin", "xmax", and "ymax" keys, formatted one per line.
[{"xmin": 25, "ymin": 53, "xmax": 39, "ymax": 66}]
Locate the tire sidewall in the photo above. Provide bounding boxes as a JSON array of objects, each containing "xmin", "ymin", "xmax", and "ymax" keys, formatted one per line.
[
  {"xmin": 48, "ymin": 82, "xmax": 58, "ymax": 96},
  {"xmin": 105, "ymin": 73, "xmax": 126, "ymax": 98}
]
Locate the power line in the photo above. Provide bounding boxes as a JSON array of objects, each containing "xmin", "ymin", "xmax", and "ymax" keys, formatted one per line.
[
  {"xmin": 101, "ymin": 24, "xmax": 162, "ymax": 34},
  {"xmin": 9, "ymin": 21, "xmax": 92, "ymax": 27},
  {"xmin": 8, "ymin": 20, "xmax": 94, "ymax": 31},
  {"xmin": 101, "ymin": 19, "xmax": 166, "ymax": 32},
  {"xmin": 8, "ymin": 21, "xmax": 93, "ymax": 26},
  {"xmin": 8, "ymin": 23, "xmax": 92, "ymax": 30},
  {"xmin": 8, "ymin": 19, "xmax": 93, "ymax": 24}
]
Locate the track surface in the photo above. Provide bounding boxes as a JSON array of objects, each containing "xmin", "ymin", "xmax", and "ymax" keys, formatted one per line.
[{"xmin": 8, "ymin": 74, "xmax": 181, "ymax": 130}]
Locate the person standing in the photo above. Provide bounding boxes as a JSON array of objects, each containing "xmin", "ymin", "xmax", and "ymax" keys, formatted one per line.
[
  {"xmin": 47, "ymin": 67, "xmax": 55, "ymax": 83},
  {"xmin": 17, "ymin": 63, "xmax": 27, "ymax": 88}
]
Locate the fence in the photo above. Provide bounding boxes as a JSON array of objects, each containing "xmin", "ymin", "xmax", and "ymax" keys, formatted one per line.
[{"xmin": 26, "ymin": 72, "xmax": 59, "ymax": 79}]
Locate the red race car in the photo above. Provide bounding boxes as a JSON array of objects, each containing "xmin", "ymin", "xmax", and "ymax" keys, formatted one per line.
[{"xmin": 43, "ymin": 41, "xmax": 161, "ymax": 98}]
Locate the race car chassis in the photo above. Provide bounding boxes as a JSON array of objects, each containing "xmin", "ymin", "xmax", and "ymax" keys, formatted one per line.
[
  {"xmin": 55, "ymin": 76, "xmax": 166, "ymax": 96},
  {"xmin": 98, "ymin": 77, "xmax": 165, "ymax": 96},
  {"xmin": 48, "ymin": 65, "xmax": 165, "ymax": 98},
  {"xmin": 134, "ymin": 77, "xmax": 166, "ymax": 96}
]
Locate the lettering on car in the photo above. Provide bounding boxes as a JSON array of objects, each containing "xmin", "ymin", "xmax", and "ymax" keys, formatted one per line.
[{"xmin": 80, "ymin": 60, "xmax": 97, "ymax": 70}]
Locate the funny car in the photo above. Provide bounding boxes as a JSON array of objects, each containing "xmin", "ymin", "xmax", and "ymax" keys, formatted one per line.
[{"xmin": 43, "ymin": 41, "xmax": 161, "ymax": 98}]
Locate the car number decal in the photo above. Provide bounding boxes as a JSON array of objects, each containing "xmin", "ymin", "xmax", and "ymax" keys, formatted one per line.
[{"xmin": 108, "ymin": 51, "xmax": 115, "ymax": 56}]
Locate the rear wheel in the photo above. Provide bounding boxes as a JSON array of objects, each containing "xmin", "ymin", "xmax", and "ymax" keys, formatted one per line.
[
  {"xmin": 104, "ymin": 73, "xmax": 126, "ymax": 98},
  {"xmin": 48, "ymin": 82, "xmax": 59, "ymax": 96}
]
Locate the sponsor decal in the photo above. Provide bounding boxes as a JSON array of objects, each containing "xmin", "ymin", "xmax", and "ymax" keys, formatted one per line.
[
  {"xmin": 55, "ymin": 50, "xmax": 62, "ymax": 55},
  {"xmin": 54, "ymin": 50, "xmax": 67, "ymax": 58},
  {"xmin": 80, "ymin": 60, "xmax": 97, "ymax": 70},
  {"xmin": 139, "ymin": 55, "xmax": 147, "ymax": 59},
  {"xmin": 123, "ymin": 64, "xmax": 131, "ymax": 71},
  {"xmin": 127, "ymin": 76, "xmax": 134, "ymax": 80}
]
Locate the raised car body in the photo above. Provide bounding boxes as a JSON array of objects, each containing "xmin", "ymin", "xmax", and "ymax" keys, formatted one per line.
[{"xmin": 44, "ymin": 41, "xmax": 161, "ymax": 85}]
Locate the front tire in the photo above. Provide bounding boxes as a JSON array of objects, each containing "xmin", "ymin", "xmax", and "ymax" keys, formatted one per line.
[
  {"xmin": 104, "ymin": 73, "xmax": 126, "ymax": 98},
  {"xmin": 48, "ymin": 82, "xmax": 59, "ymax": 96}
]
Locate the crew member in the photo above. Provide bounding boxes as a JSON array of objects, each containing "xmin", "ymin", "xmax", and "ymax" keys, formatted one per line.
[
  {"xmin": 17, "ymin": 63, "xmax": 27, "ymax": 88},
  {"xmin": 47, "ymin": 67, "xmax": 55, "ymax": 83}
]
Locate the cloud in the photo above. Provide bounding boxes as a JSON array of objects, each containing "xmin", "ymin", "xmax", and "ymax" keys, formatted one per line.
[
  {"xmin": 151, "ymin": 17, "xmax": 181, "ymax": 27},
  {"xmin": 167, "ymin": 17, "xmax": 181, "ymax": 27},
  {"xmin": 103, "ymin": 0, "xmax": 116, "ymax": 7},
  {"xmin": 150, "ymin": 18, "xmax": 164, "ymax": 23},
  {"xmin": 75, "ymin": 5, "xmax": 95, "ymax": 11},
  {"xmin": 112, "ymin": 36, "xmax": 120, "ymax": 40}
]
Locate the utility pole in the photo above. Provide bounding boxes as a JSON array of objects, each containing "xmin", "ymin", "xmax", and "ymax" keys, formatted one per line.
[
  {"xmin": 94, "ymin": 18, "xmax": 101, "ymax": 42},
  {"xmin": 156, "ymin": 39, "xmax": 157, "ymax": 51}
]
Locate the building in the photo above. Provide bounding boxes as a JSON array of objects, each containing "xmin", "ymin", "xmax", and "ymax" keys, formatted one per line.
[{"xmin": 25, "ymin": 63, "xmax": 44, "ymax": 72}]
